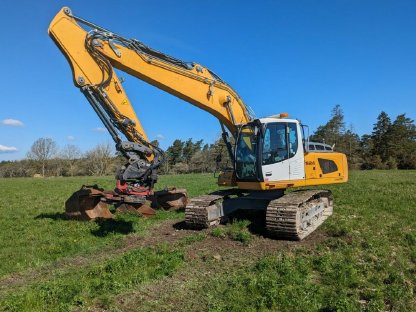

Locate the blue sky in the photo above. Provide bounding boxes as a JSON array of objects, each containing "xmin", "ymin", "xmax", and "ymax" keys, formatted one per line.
[{"xmin": 0, "ymin": 0, "xmax": 415, "ymax": 161}]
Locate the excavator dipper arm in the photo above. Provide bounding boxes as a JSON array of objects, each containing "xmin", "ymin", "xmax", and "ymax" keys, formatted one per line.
[
  {"xmin": 48, "ymin": 7, "xmax": 254, "ymax": 191},
  {"xmin": 49, "ymin": 8, "xmax": 347, "ymax": 241}
]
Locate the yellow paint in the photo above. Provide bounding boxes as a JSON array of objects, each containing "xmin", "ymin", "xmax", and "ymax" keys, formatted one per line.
[
  {"xmin": 48, "ymin": 10, "xmax": 147, "ymax": 144},
  {"xmin": 49, "ymin": 8, "xmax": 349, "ymax": 193},
  {"xmin": 304, "ymin": 152, "xmax": 348, "ymax": 182},
  {"xmin": 48, "ymin": 8, "xmax": 251, "ymax": 139},
  {"xmin": 237, "ymin": 152, "xmax": 348, "ymax": 190}
]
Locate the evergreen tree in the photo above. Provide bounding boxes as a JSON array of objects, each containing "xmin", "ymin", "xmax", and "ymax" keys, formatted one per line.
[
  {"xmin": 211, "ymin": 137, "xmax": 232, "ymax": 170},
  {"xmin": 311, "ymin": 104, "xmax": 346, "ymax": 147},
  {"xmin": 360, "ymin": 134, "xmax": 376, "ymax": 169},
  {"xmin": 343, "ymin": 127, "xmax": 362, "ymax": 168},
  {"xmin": 389, "ymin": 114, "xmax": 416, "ymax": 169},
  {"xmin": 166, "ymin": 139, "xmax": 184, "ymax": 166},
  {"xmin": 371, "ymin": 111, "xmax": 392, "ymax": 162},
  {"xmin": 363, "ymin": 112, "xmax": 416, "ymax": 169},
  {"xmin": 182, "ymin": 138, "xmax": 203, "ymax": 164}
]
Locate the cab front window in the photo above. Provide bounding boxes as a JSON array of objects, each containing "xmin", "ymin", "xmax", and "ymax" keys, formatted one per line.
[{"xmin": 236, "ymin": 125, "xmax": 258, "ymax": 180}]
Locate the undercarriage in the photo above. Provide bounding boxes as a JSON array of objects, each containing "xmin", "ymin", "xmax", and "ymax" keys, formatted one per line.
[
  {"xmin": 65, "ymin": 184, "xmax": 332, "ymax": 240},
  {"xmin": 185, "ymin": 189, "xmax": 333, "ymax": 240}
]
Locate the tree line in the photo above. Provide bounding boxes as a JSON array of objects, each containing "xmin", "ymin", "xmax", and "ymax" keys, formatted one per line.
[
  {"xmin": 0, "ymin": 137, "xmax": 231, "ymax": 178},
  {"xmin": 0, "ymin": 141, "xmax": 123, "ymax": 178},
  {"xmin": 0, "ymin": 105, "xmax": 414, "ymax": 178},
  {"xmin": 310, "ymin": 105, "xmax": 415, "ymax": 170}
]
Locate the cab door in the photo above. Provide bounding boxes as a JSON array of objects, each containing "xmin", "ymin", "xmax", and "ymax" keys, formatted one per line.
[
  {"xmin": 261, "ymin": 122, "xmax": 305, "ymax": 182},
  {"xmin": 261, "ymin": 122, "xmax": 290, "ymax": 181},
  {"xmin": 288, "ymin": 123, "xmax": 305, "ymax": 180}
]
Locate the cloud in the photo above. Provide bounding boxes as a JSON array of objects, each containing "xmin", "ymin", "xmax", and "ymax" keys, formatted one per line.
[
  {"xmin": 67, "ymin": 135, "xmax": 75, "ymax": 141},
  {"xmin": 156, "ymin": 134, "xmax": 165, "ymax": 140},
  {"xmin": 0, "ymin": 145, "xmax": 18, "ymax": 153},
  {"xmin": 1, "ymin": 119, "xmax": 24, "ymax": 127},
  {"xmin": 92, "ymin": 127, "xmax": 107, "ymax": 133}
]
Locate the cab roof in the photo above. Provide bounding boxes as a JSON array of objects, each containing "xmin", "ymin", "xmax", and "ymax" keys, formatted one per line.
[{"xmin": 258, "ymin": 117, "xmax": 299, "ymax": 124}]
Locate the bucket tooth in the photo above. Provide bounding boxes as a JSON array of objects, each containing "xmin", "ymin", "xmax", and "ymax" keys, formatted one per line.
[
  {"xmin": 151, "ymin": 188, "xmax": 188, "ymax": 210},
  {"xmin": 65, "ymin": 185, "xmax": 113, "ymax": 221},
  {"xmin": 136, "ymin": 204, "xmax": 156, "ymax": 216},
  {"xmin": 116, "ymin": 203, "xmax": 156, "ymax": 217},
  {"xmin": 83, "ymin": 201, "xmax": 113, "ymax": 220}
]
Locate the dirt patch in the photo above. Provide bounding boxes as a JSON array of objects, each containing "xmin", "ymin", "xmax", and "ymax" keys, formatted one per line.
[
  {"xmin": 115, "ymin": 226, "xmax": 328, "ymax": 312},
  {"xmin": 0, "ymin": 215, "xmax": 329, "ymax": 308},
  {"xmin": 0, "ymin": 219, "xmax": 198, "ymax": 293},
  {"xmin": 187, "ymin": 227, "xmax": 327, "ymax": 260}
]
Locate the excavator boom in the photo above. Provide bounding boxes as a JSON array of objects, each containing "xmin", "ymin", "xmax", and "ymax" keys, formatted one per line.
[
  {"xmin": 48, "ymin": 7, "xmax": 253, "ymax": 136},
  {"xmin": 49, "ymin": 7, "xmax": 348, "ymax": 240},
  {"xmin": 48, "ymin": 7, "xmax": 254, "ymax": 191},
  {"xmin": 48, "ymin": 7, "xmax": 254, "ymax": 220}
]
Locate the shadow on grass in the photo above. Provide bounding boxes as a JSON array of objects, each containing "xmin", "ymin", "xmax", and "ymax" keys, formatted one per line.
[
  {"xmin": 35, "ymin": 212, "xmax": 68, "ymax": 220},
  {"xmin": 229, "ymin": 210, "xmax": 268, "ymax": 237},
  {"xmin": 173, "ymin": 220, "xmax": 187, "ymax": 230},
  {"xmin": 35, "ymin": 213, "xmax": 135, "ymax": 237},
  {"xmin": 171, "ymin": 210, "xmax": 268, "ymax": 236},
  {"xmin": 91, "ymin": 219, "xmax": 134, "ymax": 237}
]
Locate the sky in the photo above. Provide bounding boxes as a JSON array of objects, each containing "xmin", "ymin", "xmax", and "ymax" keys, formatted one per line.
[{"xmin": 0, "ymin": 0, "xmax": 415, "ymax": 161}]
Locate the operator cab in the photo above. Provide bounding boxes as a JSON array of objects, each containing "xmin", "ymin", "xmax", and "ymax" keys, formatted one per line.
[{"xmin": 235, "ymin": 117, "xmax": 305, "ymax": 183}]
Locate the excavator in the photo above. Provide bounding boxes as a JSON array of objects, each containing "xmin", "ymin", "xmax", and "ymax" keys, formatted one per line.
[{"xmin": 48, "ymin": 7, "xmax": 348, "ymax": 240}]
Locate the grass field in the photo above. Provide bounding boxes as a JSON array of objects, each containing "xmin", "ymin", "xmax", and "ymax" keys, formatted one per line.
[{"xmin": 0, "ymin": 171, "xmax": 415, "ymax": 311}]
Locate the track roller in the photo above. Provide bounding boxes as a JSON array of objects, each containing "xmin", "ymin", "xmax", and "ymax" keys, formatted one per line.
[{"xmin": 266, "ymin": 190, "xmax": 333, "ymax": 240}]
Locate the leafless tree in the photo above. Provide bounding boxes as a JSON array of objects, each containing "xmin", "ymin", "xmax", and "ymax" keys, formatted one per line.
[
  {"xmin": 27, "ymin": 138, "xmax": 57, "ymax": 177},
  {"xmin": 60, "ymin": 144, "xmax": 82, "ymax": 176},
  {"xmin": 84, "ymin": 142, "xmax": 115, "ymax": 176}
]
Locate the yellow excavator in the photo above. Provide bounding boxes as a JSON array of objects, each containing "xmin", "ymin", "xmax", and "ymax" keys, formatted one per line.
[{"xmin": 48, "ymin": 7, "xmax": 348, "ymax": 240}]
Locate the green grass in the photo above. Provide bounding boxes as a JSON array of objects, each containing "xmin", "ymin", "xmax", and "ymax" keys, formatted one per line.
[
  {"xmin": 197, "ymin": 170, "xmax": 416, "ymax": 311},
  {"xmin": 156, "ymin": 173, "xmax": 225, "ymax": 197},
  {"xmin": 0, "ymin": 173, "xmax": 221, "ymax": 278},
  {"xmin": 1, "ymin": 245, "xmax": 184, "ymax": 311},
  {"xmin": 211, "ymin": 220, "xmax": 254, "ymax": 245},
  {"xmin": 0, "ymin": 171, "xmax": 415, "ymax": 311}
]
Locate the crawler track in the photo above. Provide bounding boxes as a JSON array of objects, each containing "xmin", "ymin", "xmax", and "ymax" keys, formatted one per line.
[
  {"xmin": 265, "ymin": 190, "xmax": 333, "ymax": 240},
  {"xmin": 185, "ymin": 194, "xmax": 224, "ymax": 229},
  {"xmin": 185, "ymin": 189, "xmax": 333, "ymax": 241}
]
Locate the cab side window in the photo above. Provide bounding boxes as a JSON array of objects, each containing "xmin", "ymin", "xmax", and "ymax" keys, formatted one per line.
[
  {"xmin": 288, "ymin": 123, "xmax": 298, "ymax": 157},
  {"xmin": 262, "ymin": 122, "xmax": 298, "ymax": 165}
]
